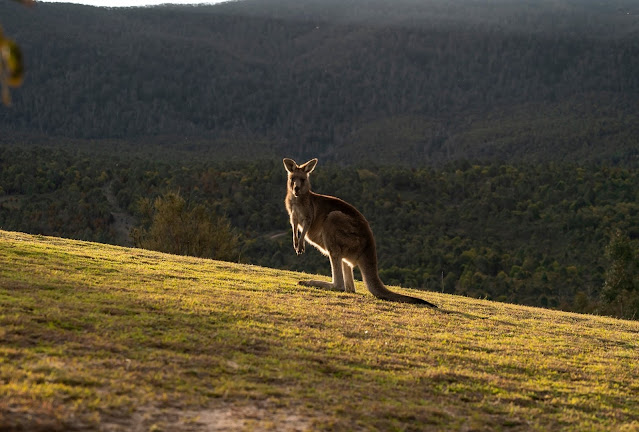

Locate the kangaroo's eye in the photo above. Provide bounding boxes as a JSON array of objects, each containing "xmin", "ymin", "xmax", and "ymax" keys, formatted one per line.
[{"xmin": 300, "ymin": 179, "xmax": 305, "ymax": 184}]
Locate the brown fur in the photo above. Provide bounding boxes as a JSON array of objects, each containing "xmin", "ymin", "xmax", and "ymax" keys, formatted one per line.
[{"xmin": 283, "ymin": 158, "xmax": 437, "ymax": 307}]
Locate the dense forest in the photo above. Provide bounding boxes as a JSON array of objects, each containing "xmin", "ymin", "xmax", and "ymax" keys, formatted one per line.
[
  {"xmin": 2, "ymin": 145, "xmax": 638, "ymax": 318},
  {"xmin": 1, "ymin": 0, "xmax": 639, "ymax": 164},
  {"xmin": 1, "ymin": 0, "xmax": 639, "ymax": 318}
]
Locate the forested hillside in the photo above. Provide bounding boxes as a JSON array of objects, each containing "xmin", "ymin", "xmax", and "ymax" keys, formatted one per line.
[
  {"xmin": 2, "ymin": 0, "xmax": 639, "ymax": 319},
  {"xmin": 2, "ymin": 146, "xmax": 639, "ymax": 318},
  {"xmin": 1, "ymin": 0, "xmax": 639, "ymax": 164}
]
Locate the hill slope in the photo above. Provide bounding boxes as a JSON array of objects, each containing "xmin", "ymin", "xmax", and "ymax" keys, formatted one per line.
[
  {"xmin": 2, "ymin": 0, "xmax": 639, "ymax": 164},
  {"xmin": 1, "ymin": 229, "xmax": 638, "ymax": 431}
]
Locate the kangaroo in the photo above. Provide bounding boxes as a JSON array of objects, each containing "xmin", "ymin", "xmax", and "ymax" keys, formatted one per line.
[{"xmin": 283, "ymin": 157, "xmax": 437, "ymax": 307}]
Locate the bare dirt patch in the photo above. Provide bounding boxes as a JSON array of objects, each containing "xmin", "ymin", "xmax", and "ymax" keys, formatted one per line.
[{"xmin": 100, "ymin": 403, "xmax": 314, "ymax": 432}]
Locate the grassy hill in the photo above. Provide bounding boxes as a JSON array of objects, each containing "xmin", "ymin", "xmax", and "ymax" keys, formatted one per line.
[{"xmin": 1, "ymin": 230, "xmax": 638, "ymax": 431}]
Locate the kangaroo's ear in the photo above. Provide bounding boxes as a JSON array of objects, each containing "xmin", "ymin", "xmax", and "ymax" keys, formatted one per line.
[
  {"xmin": 300, "ymin": 158, "xmax": 318, "ymax": 174},
  {"xmin": 283, "ymin": 158, "xmax": 297, "ymax": 173}
]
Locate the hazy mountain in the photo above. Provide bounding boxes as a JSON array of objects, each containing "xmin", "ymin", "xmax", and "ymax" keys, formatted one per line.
[{"xmin": 1, "ymin": 0, "xmax": 639, "ymax": 164}]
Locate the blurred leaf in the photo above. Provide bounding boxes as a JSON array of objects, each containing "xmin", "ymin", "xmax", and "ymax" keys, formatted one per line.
[
  {"xmin": 1, "ymin": 0, "xmax": 30, "ymax": 106},
  {"xmin": 1, "ymin": 38, "xmax": 24, "ymax": 87}
]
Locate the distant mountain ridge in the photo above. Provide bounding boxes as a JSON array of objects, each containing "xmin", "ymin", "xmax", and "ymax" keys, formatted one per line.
[{"xmin": 1, "ymin": 0, "xmax": 639, "ymax": 165}]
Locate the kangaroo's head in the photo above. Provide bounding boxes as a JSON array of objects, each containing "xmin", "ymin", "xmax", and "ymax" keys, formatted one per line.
[{"xmin": 283, "ymin": 158, "xmax": 317, "ymax": 198}]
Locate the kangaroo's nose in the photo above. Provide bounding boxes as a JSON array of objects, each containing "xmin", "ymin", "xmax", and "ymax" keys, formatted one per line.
[{"xmin": 294, "ymin": 186, "xmax": 300, "ymax": 194}]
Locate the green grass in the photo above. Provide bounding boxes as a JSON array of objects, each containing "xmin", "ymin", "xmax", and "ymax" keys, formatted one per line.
[{"xmin": 1, "ymin": 229, "xmax": 638, "ymax": 431}]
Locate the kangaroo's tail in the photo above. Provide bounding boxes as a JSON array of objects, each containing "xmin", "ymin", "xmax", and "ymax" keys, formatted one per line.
[{"xmin": 359, "ymin": 253, "xmax": 437, "ymax": 308}]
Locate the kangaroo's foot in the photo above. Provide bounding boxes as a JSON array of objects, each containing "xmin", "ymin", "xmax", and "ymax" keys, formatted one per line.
[{"xmin": 299, "ymin": 280, "xmax": 344, "ymax": 292}]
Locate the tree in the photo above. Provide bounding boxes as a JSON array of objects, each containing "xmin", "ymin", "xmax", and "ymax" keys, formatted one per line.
[
  {"xmin": 132, "ymin": 191, "xmax": 238, "ymax": 261},
  {"xmin": 602, "ymin": 231, "xmax": 639, "ymax": 319}
]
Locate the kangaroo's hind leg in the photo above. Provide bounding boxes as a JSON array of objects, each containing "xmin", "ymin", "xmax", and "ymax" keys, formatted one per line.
[
  {"xmin": 299, "ymin": 253, "xmax": 346, "ymax": 292},
  {"xmin": 343, "ymin": 261, "xmax": 355, "ymax": 293}
]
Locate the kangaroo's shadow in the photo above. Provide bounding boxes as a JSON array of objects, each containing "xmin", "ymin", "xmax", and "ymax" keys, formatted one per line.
[
  {"xmin": 435, "ymin": 308, "xmax": 490, "ymax": 321},
  {"xmin": 435, "ymin": 308, "xmax": 520, "ymax": 328}
]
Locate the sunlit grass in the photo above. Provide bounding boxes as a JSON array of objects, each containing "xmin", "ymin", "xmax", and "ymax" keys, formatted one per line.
[{"xmin": 1, "ymin": 229, "xmax": 638, "ymax": 431}]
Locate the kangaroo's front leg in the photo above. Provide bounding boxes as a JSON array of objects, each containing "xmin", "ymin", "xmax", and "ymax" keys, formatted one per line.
[
  {"xmin": 296, "ymin": 224, "xmax": 308, "ymax": 255},
  {"xmin": 292, "ymin": 228, "xmax": 302, "ymax": 254},
  {"xmin": 290, "ymin": 214, "xmax": 302, "ymax": 254}
]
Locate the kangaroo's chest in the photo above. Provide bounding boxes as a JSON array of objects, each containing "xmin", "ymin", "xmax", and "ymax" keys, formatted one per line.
[
  {"xmin": 294, "ymin": 205, "xmax": 314, "ymax": 229},
  {"xmin": 287, "ymin": 196, "xmax": 313, "ymax": 225}
]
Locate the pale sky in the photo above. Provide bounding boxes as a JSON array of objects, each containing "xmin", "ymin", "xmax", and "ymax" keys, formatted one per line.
[{"xmin": 38, "ymin": 0, "xmax": 229, "ymax": 7}]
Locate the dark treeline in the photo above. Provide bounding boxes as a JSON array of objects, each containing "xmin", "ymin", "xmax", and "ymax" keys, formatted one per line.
[
  {"xmin": 1, "ymin": 0, "xmax": 639, "ymax": 165},
  {"xmin": 2, "ymin": 146, "xmax": 639, "ymax": 318}
]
